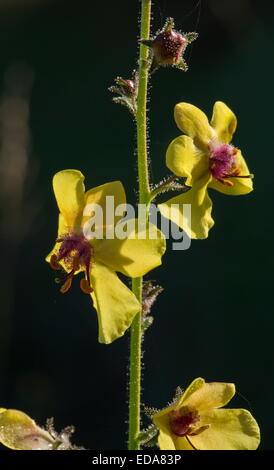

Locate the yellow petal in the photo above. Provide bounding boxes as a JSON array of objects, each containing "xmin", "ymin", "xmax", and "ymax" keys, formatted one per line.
[
  {"xmin": 0, "ymin": 408, "xmax": 6, "ymax": 413},
  {"xmin": 208, "ymin": 150, "xmax": 253, "ymax": 195},
  {"xmin": 157, "ymin": 430, "xmax": 176, "ymax": 450},
  {"xmin": 94, "ymin": 221, "xmax": 166, "ymax": 278},
  {"xmin": 153, "ymin": 380, "xmax": 205, "ymax": 422},
  {"xmin": 82, "ymin": 181, "xmax": 126, "ymax": 237},
  {"xmin": 158, "ymin": 174, "xmax": 214, "ymax": 240},
  {"xmin": 53, "ymin": 170, "xmax": 85, "ymax": 230},
  {"xmin": 153, "ymin": 413, "xmax": 176, "ymax": 450},
  {"xmin": 166, "ymin": 135, "xmax": 209, "ymax": 186},
  {"xmin": 45, "ymin": 213, "xmax": 68, "ymax": 264},
  {"xmin": 89, "ymin": 262, "xmax": 140, "ymax": 344},
  {"xmin": 190, "ymin": 409, "xmax": 260, "ymax": 450},
  {"xmin": 211, "ymin": 101, "xmax": 237, "ymax": 144},
  {"xmin": 0, "ymin": 409, "xmax": 53, "ymax": 450},
  {"xmin": 177, "ymin": 377, "xmax": 205, "ymax": 407},
  {"xmin": 174, "ymin": 436, "xmax": 195, "ymax": 450},
  {"xmin": 174, "ymin": 103, "xmax": 213, "ymax": 148},
  {"xmin": 182, "ymin": 381, "xmax": 235, "ymax": 411}
]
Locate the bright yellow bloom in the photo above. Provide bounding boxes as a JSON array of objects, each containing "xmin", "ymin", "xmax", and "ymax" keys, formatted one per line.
[
  {"xmin": 0, "ymin": 409, "xmax": 80, "ymax": 450},
  {"xmin": 46, "ymin": 170, "xmax": 166, "ymax": 344},
  {"xmin": 159, "ymin": 102, "xmax": 253, "ymax": 239},
  {"xmin": 152, "ymin": 377, "xmax": 260, "ymax": 450},
  {"xmin": 0, "ymin": 409, "xmax": 54, "ymax": 450}
]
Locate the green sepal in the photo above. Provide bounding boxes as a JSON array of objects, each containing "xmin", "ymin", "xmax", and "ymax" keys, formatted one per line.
[
  {"xmin": 163, "ymin": 17, "xmax": 175, "ymax": 32},
  {"xmin": 176, "ymin": 59, "xmax": 188, "ymax": 72},
  {"xmin": 137, "ymin": 425, "xmax": 159, "ymax": 447},
  {"xmin": 142, "ymin": 315, "xmax": 154, "ymax": 332},
  {"xmin": 185, "ymin": 32, "xmax": 199, "ymax": 43}
]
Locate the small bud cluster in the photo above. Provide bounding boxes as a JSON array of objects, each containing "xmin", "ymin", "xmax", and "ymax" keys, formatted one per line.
[
  {"xmin": 109, "ymin": 70, "xmax": 139, "ymax": 115},
  {"xmin": 142, "ymin": 280, "xmax": 164, "ymax": 332},
  {"xmin": 46, "ymin": 418, "xmax": 84, "ymax": 450}
]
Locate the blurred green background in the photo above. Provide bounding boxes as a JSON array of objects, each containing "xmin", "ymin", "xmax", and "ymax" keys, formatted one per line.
[{"xmin": 0, "ymin": 0, "xmax": 273, "ymax": 450}]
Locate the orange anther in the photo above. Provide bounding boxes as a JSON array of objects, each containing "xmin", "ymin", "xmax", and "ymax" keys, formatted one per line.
[
  {"xmin": 218, "ymin": 178, "xmax": 234, "ymax": 187},
  {"xmin": 80, "ymin": 278, "xmax": 93, "ymax": 294},
  {"xmin": 60, "ymin": 277, "xmax": 73, "ymax": 294},
  {"xmin": 50, "ymin": 254, "xmax": 62, "ymax": 270},
  {"xmin": 230, "ymin": 168, "xmax": 241, "ymax": 177}
]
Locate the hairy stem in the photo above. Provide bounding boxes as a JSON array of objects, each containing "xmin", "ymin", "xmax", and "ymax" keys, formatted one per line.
[
  {"xmin": 128, "ymin": 0, "xmax": 152, "ymax": 451},
  {"xmin": 128, "ymin": 277, "xmax": 143, "ymax": 450},
  {"xmin": 136, "ymin": 0, "xmax": 151, "ymax": 205}
]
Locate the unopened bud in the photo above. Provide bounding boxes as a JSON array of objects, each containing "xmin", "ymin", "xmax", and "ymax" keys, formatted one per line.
[
  {"xmin": 140, "ymin": 18, "xmax": 198, "ymax": 72},
  {"xmin": 109, "ymin": 70, "xmax": 139, "ymax": 115},
  {"xmin": 153, "ymin": 29, "xmax": 188, "ymax": 65}
]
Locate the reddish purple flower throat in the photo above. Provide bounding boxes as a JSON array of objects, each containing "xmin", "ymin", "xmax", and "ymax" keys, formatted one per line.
[{"xmin": 50, "ymin": 233, "xmax": 93, "ymax": 294}]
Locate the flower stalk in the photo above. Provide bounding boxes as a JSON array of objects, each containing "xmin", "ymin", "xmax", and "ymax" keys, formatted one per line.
[{"xmin": 128, "ymin": 0, "xmax": 152, "ymax": 451}]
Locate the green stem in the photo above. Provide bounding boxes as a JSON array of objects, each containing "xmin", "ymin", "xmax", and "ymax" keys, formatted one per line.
[
  {"xmin": 128, "ymin": 277, "xmax": 143, "ymax": 450},
  {"xmin": 136, "ymin": 0, "xmax": 151, "ymax": 205},
  {"xmin": 128, "ymin": 0, "xmax": 152, "ymax": 451}
]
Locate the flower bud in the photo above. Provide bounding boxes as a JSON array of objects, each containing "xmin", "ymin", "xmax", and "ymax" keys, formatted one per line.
[
  {"xmin": 109, "ymin": 70, "xmax": 139, "ymax": 115},
  {"xmin": 153, "ymin": 29, "xmax": 188, "ymax": 65},
  {"xmin": 140, "ymin": 18, "xmax": 198, "ymax": 72}
]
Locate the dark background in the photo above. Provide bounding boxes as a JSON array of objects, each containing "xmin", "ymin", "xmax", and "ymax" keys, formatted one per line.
[{"xmin": 0, "ymin": 0, "xmax": 273, "ymax": 450}]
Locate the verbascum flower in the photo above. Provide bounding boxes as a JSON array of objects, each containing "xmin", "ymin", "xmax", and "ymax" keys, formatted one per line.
[
  {"xmin": 0, "ymin": 409, "xmax": 54, "ymax": 450},
  {"xmin": 159, "ymin": 102, "xmax": 253, "ymax": 239},
  {"xmin": 46, "ymin": 170, "xmax": 165, "ymax": 344},
  {"xmin": 152, "ymin": 377, "xmax": 260, "ymax": 450},
  {"xmin": 0, "ymin": 409, "xmax": 80, "ymax": 450}
]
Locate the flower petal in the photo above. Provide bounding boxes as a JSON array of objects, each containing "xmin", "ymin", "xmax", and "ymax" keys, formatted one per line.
[
  {"xmin": 153, "ymin": 413, "xmax": 176, "ymax": 450},
  {"xmin": 0, "ymin": 410, "xmax": 53, "ymax": 450},
  {"xmin": 82, "ymin": 181, "xmax": 126, "ymax": 236},
  {"xmin": 53, "ymin": 170, "xmax": 85, "ymax": 230},
  {"xmin": 182, "ymin": 381, "xmax": 235, "ymax": 411},
  {"xmin": 89, "ymin": 262, "xmax": 140, "ymax": 344},
  {"xmin": 94, "ymin": 221, "xmax": 166, "ymax": 278},
  {"xmin": 158, "ymin": 431, "xmax": 176, "ymax": 451},
  {"xmin": 190, "ymin": 409, "xmax": 260, "ymax": 450},
  {"xmin": 166, "ymin": 135, "xmax": 209, "ymax": 185},
  {"xmin": 174, "ymin": 436, "xmax": 195, "ymax": 450},
  {"xmin": 210, "ymin": 101, "xmax": 237, "ymax": 144},
  {"xmin": 177, "ymin": 377, "xmax": 205, "ymax": 407},
  {"xmin": 174, "ymin": 103, "xmax": 213, "ymax": 148},
  {"xmin": 158, "ymin": 174, "xmax": 214, "ymax": 239},
  {"xmin": 45, "ymin": 213, "xmax": 68, "ymax": 264},
  {"xmin": 208, "ymin": 150, "xmax": 253, "ymax": 195}
]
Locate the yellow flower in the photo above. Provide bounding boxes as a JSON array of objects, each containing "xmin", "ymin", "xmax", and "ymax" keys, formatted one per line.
[
  {"xmin": 0, "ymin": 409, "xmax": 80, "ymax": 450},
  {"xmin": 152, "ymin": 377, "xmax": 260, "ymax": 450},
  {"xmin": 0, "ymin": 409, "xmax": 54, "ymax": 450},
  {"xmin": 46, "ymin": 170, "xmax": 166, "ymax": 344},
  {"xmin": 159, "ymin": 102, "xmax": 253, "ymax": 239}
]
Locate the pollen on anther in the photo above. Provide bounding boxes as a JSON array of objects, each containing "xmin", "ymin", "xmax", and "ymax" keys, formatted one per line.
[
  {"xmin": 50, "ymin": 254, "xmax": 61, "ymax": 270},
  {"xmin": 80, "ymin": 278, "xmax": 93, "ymax": 294},
  {"xmin": 60, "ymin": 277, "xmax": 73, "ymax": 294}
]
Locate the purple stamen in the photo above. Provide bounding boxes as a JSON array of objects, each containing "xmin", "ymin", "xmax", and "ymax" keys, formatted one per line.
[{"xmin": 209, "ymin": 143, "xmax": 235, "ymax": 179}]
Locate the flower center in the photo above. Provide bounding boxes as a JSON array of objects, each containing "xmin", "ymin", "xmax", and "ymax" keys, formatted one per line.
[
  {"xmin": 50, "ymin": 233, "xmax": 93, "ymax": 294},
  {"xmin": 208, "ymin": 141, "xmax": 251, "ymax": 186},
  {"xmin": 169, "ymin": 406, "xmax": 200, "ymax": 438},
  {"xmin": 169, "ymin": 406, "xmax": 210, "ymax": 450}
]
